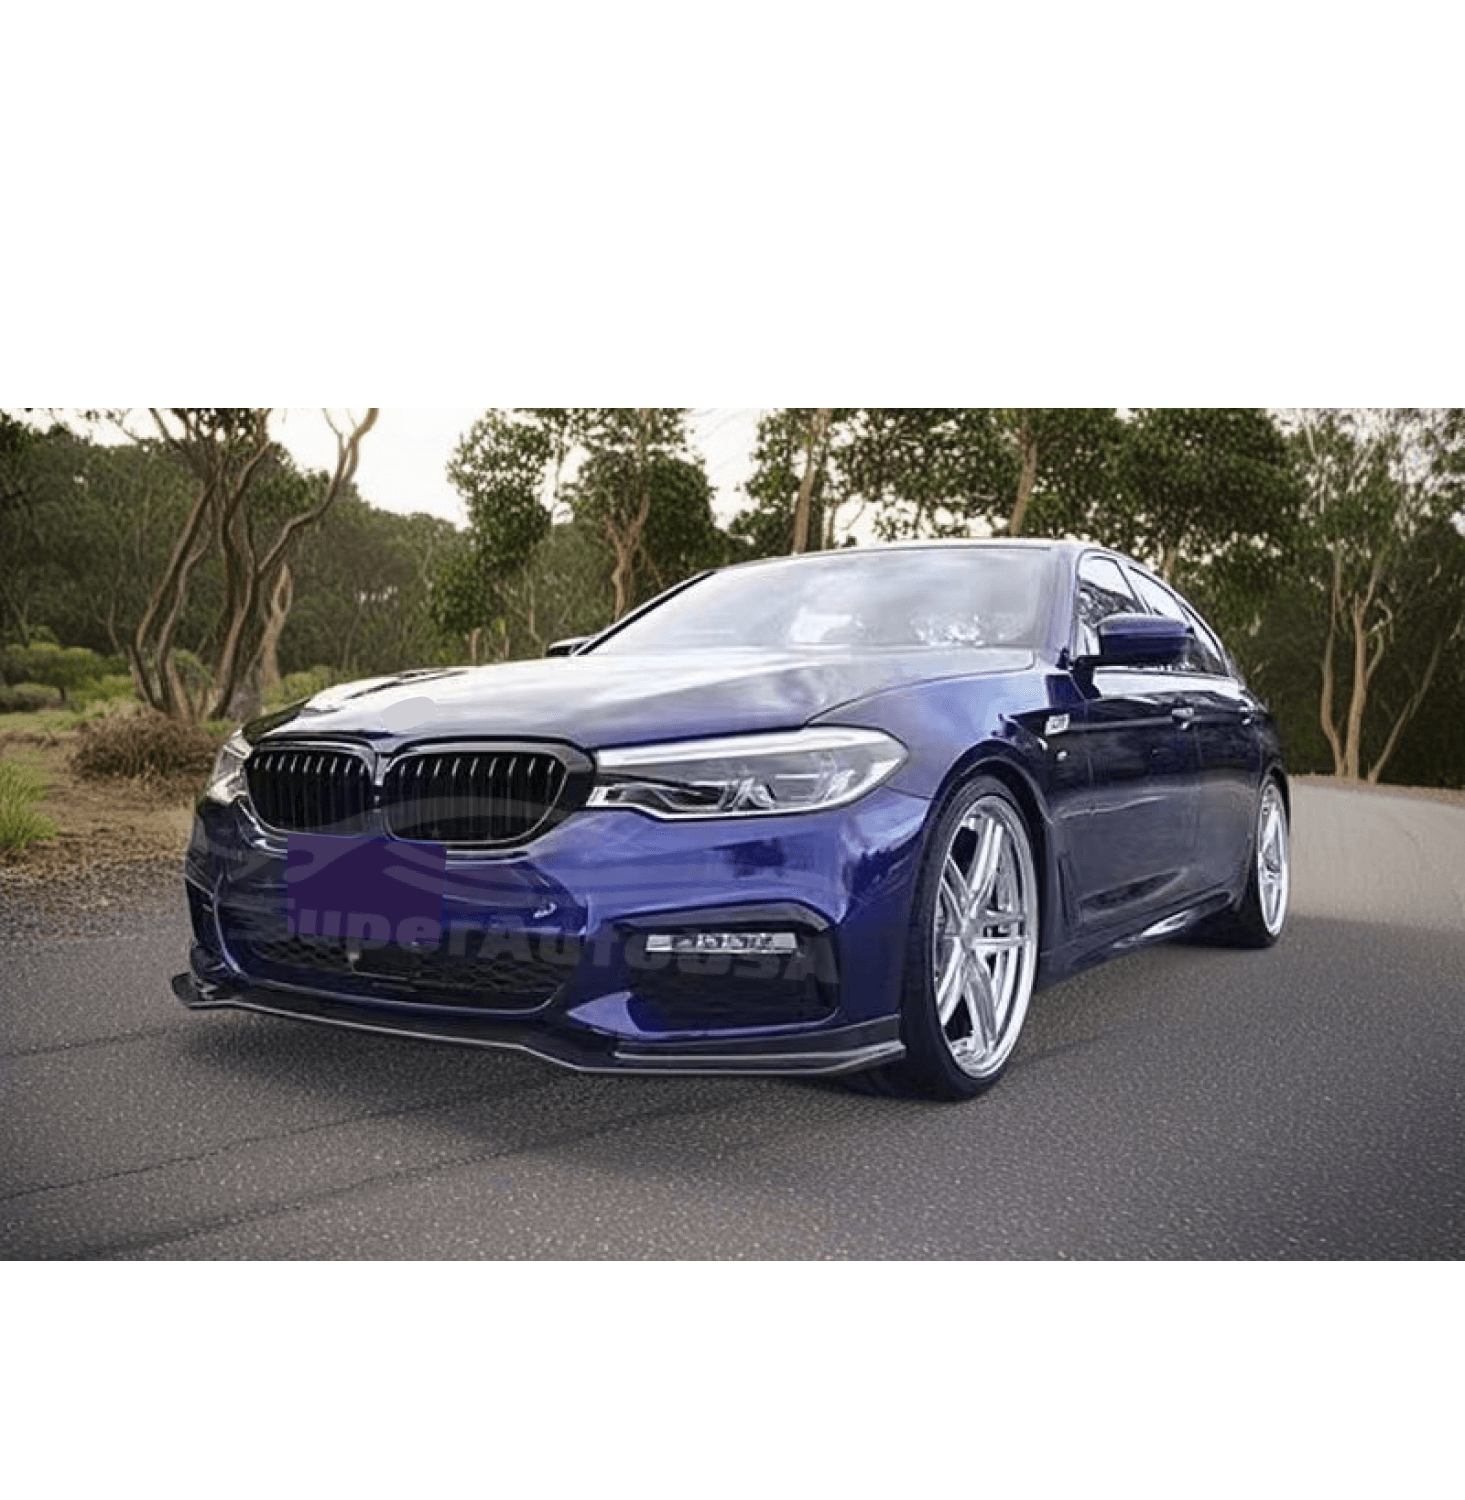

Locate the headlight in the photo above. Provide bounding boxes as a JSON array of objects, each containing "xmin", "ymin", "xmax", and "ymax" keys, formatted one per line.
[
  {"xmin": 588, "ymin": 727, "xmax": 906, "ymax": 820},
  {"xmin": 205, "ymin": 730, "xmax": 250, "ymax": 806}
]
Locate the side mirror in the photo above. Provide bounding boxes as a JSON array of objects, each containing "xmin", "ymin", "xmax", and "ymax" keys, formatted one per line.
[
  {"xmin": 1093, "ymin": 613, "xmax": 1192, "ymax": 668},
  {"xmin": 546, "ymin": 637, "xmax": 589, "ymax": 658}
]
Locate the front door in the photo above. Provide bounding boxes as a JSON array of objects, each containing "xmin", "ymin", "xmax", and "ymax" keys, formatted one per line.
[{"xmin": 1063, "ymin": 553, "xmax": 1202, "ymax": 932}]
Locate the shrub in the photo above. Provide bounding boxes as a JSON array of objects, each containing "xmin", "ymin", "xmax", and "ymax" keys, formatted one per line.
[
  {"xmin": 71, "ymin": 711, "xmax": 222, "ymax": 785},
  {"xmin": 265, "ymin": 665, "xmax": 343, "ymax": 711},
  {"xmin": 0, "ymin": 760, "xmax": 58, "ymax": 851},
  {"xmin": 73, "ymin": 674, "xmax": 138, "ymax": 708},
  {"xmin": 0, "ymin": 642, "xmax": 105, "ymax": 701},
  {"xmin": 0, "ymin": 682, "xmax": 64, "ymax": 713}
]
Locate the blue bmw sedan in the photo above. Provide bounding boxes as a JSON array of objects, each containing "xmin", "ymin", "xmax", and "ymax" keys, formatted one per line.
[{"xmin": 175, "ymin": 541, "xmax": 1290, "ymax": 1100}]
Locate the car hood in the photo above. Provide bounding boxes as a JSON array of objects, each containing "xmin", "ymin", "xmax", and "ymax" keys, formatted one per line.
[{"xmin": 254, "ymin": 648, "xmax": 1036, "ymax": 751}]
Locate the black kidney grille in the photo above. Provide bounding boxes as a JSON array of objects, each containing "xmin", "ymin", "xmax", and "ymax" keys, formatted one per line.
[
  {"xmin": 247, "ymin": 747, "xmax": 371, "ymax": 834},
  {"xmin": 383, "ymin": 751, "xmax": 567, "ymax": 845}
]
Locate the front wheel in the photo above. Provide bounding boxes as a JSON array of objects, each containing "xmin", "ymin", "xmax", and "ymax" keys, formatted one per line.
[{"xmin": 852, "ymin": 776, "xmax": 1041, "ymax": 1101}]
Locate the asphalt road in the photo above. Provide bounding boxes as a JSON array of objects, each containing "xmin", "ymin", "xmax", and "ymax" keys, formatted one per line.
[{"xmin": 3, "ymin": 782, "xmax": 1463, "ymax": 1259}]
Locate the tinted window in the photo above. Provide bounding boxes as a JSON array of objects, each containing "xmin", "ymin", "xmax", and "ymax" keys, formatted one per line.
[
  {"xmin": 591, "ymin": 548, "xmax": 1059, "ymax": 654},
  {"xmin": 1073, "ymin": 554, "xmax": 1141, "ymax": 657},
  {"xmin": 1125, "ymin": 568, "xmax": 1229, "ymax": 676}
]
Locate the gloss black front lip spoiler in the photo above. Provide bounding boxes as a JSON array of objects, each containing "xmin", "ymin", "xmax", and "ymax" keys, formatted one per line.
[{"xmin": 171, "ymin": 972, "xmax": 905, "ymax": 1079}]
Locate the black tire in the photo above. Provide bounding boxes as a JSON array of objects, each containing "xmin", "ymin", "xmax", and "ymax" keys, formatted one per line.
[
  {"xmin": 1193, "ymin": 775, "xmax": 1290, "ymax": 949},
  {"xmin": 847, "ymin": 775, "xmax": 1041, "ymax": 1101}
]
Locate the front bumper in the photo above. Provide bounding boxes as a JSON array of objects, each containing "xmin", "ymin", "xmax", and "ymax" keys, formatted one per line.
[{"xmin": 177, "ymin": 785, "xmax": 930, "ymax": 1078}]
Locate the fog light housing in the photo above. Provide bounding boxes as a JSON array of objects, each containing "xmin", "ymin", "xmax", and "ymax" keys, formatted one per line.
[{"xmin": 645, "ymin": 932, "xmax": 801, "ymax": 956}]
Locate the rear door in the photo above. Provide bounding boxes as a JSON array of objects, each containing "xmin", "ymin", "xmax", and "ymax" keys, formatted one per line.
[
  {"xmin": 1065, "ymin": 553, "xmax": 1203, "ymax": 931},
  {"xmin": 1123, "ymin": 566, "xmax": 1260, "ymax": 892}
]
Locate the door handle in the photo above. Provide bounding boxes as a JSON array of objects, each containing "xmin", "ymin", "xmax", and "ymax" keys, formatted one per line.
[{"xmin": 1171, "ymin": 706, "xmax": 1197, "ymax": 727}]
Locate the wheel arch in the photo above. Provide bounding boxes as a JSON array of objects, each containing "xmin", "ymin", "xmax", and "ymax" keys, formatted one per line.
[{"xmin": 925, "ymin": 744, "xmax": 1058, "ymax": 964}]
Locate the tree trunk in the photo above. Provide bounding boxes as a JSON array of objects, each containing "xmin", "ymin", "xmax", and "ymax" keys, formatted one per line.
[
  {"xmin": 127, "ymin": 409, "xmax": 376, "ymax": 722},
  {"xmin": 1340, "ymin": 553, "xmax": 1388, "ymax": 781},
  {"xmin": 255, "ymin": 563, "xmax": 293, "ymax": 701},
  {"xmin": 792, "ymin": 408, "xmax": 833, "ymax": 554},
  {"xmin": 607, "ymin": 409, "xmax": 655, "ymax": 618},
  {"xmin": 1367, "ymin": 631, "xmax": 1447, "ymax": 784},
  {"xmin": 201, "ymin": 409, "xmax": 378, "ymax": 720},
  {"xmin": 1318, "ymin": 554, "xmax": 1346, "ymax": 777},
  {"xmin": 1009, "ymin": 421, "xmax": 1039, "ymax": 536}
]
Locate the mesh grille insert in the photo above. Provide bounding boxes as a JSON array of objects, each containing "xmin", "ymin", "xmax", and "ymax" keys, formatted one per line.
[{"xmin": 232, "ymin": 929, "xmax": 566, "ymax": 1009}]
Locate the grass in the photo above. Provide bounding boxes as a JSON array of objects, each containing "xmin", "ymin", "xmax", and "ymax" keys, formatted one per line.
[
  {"xmin": 0, "ymin": 695, "xmax": 141, "ymax": 737},
  {"xmin": 0, "ymin": 706, "xmax": 88, "ymax": 736},
  {"xmin": 0, "ymin": 757, "xmax": 59, "ymax": 852}
]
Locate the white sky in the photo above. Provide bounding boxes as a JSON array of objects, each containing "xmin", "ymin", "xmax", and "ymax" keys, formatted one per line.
[{"xmin": 274, "ymin": 408, "xmax": 765, "ymax": 528}]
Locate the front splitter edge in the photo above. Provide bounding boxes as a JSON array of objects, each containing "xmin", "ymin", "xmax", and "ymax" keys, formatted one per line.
[{"xmin": 171, "ymin": 972, "xmax": 905, "ymax": 1079}]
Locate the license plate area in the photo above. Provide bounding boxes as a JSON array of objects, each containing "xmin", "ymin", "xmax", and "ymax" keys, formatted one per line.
[{"xmin": 285, "ymin": 834, "xmax": 447, "ymax": 946}]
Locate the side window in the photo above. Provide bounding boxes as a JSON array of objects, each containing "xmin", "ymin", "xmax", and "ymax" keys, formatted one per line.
[
  {"xmin": 1074, "ymin": 554, "xmax": 1141, "ymax": 657},
  {"xmin": 1124, "ymin": 568, "xmax": 1228, "ymax": 676},
  {"xmin": 1179, "ymin": 603, "xmax": 1229, "ymax": 677}
]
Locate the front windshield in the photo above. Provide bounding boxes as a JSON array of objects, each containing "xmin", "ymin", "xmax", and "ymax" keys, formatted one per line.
[{"xmin": 591, "ymin": 547, "xmax": 1057, "ymax": 655}]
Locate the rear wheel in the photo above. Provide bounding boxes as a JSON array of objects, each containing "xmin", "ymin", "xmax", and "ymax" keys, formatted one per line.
[
  {"xmin": 1194, "ymin": 776, "xmax": 1290, "ymax": 949},
  {"xmin": 851, "ymin": 776, "xmax": 1040, "ymax": 1100}
]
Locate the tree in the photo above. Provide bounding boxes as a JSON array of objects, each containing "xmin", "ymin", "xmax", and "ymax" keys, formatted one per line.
[
  {"xmin": 1108, "ymin": 408, "xmax": 1301, "ymax": 580},
  {"xmin": 547, "ymin": 408, "xmax": 692, "ymax": 617},
  {"xmin": 1284, "ymin": 408, "xmax": 1465, "ymax": 782},
  {"xmin": 119, "ymin": 408, "xmax": 379, "ymax": 721},
  {"xmin": 286, "ymin": 496, "xmax": 459, "ymax": 679},
  {"xmin": 733, "ymin": 408, "xmax": 844, "ymax": 556},
  {"xmin": 569, "ymin": 444, "xmax": 727, "ymax": 609},
  {"xmin": 0, "ymin": 421, "xmax": 200, "ymax": 655},
  {"xmin": 442, "ymin": 408, "xmax": 724, "ymax": 648},
  {"xmin": 738, "ymin": 408, "xmax": 978, "ymax": 551},
  {"xmin": 736, "ymin": 409, "xmax": 1126, "ymax": 551},
  {"xmin": 998, "ymin": 408, "xmax": 1127, "ymax": 538}
]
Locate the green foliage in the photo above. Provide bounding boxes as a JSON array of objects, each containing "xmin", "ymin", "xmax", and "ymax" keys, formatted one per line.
[
  {"xmin": 71, "ymin": 711, "xmax": 222, "ymax": 784},
  {"xmin": 1, "ymin": 641, "xmax": 106, "ymax": 701},
  {"xmin": 570, "ymin": 449, "xmax": 730, "ymax": 594},
  {"xmin": 264, "ymin": 666, "xmax": 344, "ymax": 711},
  {"xmin": 447, "ymin": 412, "xmax": 557, "ymax": 577},
  {"xmin": 735, "ymin": 408, "xmax": 856, "ymax": 554},
  {"xmin": 1108, "ymin": 408, "xmax": 1301, "ymax": 574},
  {"xmin": 1267, "ymin": 408, "xmax": 1465, "ymax": 780},
  {"xmin": 284, "ymin": 497, "xmax": 459, "ymax": 680},
  {"xmin": 0, "ymin": 759, "xmax": 58, "ymax": 851},
  {"xmin": 427, "ymin": 538, "xmax": 494, "ymax": 647},
  {"xmin": 0, "ymin": 682, "xmax": 63, "ymax": 713},
  {"xmin": 737, "ymin": 408, "xmax": 1127, "ymax": 550},
  {"xmin": 435, "ymin": 520, "xmax": 619, "ymax": 662},
  {"xmin": 438, "ymin": 409, "xmax": 732, "ymax": 654},
  {"xmin": 849, "ymin": 408, "xmax": 1010, "ymax": 541},
  {"xmin": 0, "ymin": 423, "xmax": 200, "ymax": 657},
  {"xmin": 73, "ymin": 674, "xmax": 138, "ymax": 708}
]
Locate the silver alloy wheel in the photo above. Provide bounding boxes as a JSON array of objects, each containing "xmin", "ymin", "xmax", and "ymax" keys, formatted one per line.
[
  {"xmin": 931, "ymin": 793, "xmax": 1040, "ymax": 1080},
  {"xmin": 1258, "ymin": 782, "xmax": 1290, "ymax": 937}
]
